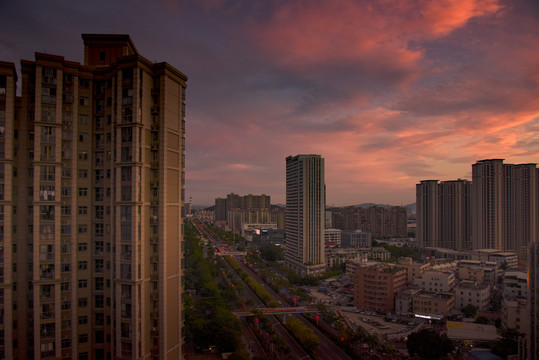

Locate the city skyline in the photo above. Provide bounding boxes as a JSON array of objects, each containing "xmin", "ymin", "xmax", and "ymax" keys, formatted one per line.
[{"xmin": 1, "ymin": 0, "xmax": 538, "ymax": 206}]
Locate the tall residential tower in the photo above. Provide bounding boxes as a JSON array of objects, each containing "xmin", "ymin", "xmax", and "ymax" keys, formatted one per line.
[
  {"xmin": 0, "ymin": 34, "xmax": 187, "ymax": 360},
  {"xmin": 285, "ymin": 155, "xmax": 326, "ymax": 275}
]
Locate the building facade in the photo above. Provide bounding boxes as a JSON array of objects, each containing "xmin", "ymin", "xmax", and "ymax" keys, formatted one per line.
[
  {"xmin": 284, "ymin": 154, "xmax": 325, "ymax": 275},
  {"xmin": 472, "ymin": 159, "xmax": 538, "ymax": 258},
  {"xmin": 0, "ymin": 34, "xmax": 187, "ymax": 360},
  {"xmin": 529, "ymin": 242, "xmax": 539, "ymax": 360},
  {"xmin": 416, "ymin": 179, "xmax": 471, "ymax": 250},
  {"xmin": 331, "ymin": 205, "xmax": 407, "ymax": 239},
  {"xmin": 454, "ymin": 281, "xmax": 490, "ymax": 311},
  {"xmin": 353, "ymin": 263, "xmax": 406, "ymax": 312}
]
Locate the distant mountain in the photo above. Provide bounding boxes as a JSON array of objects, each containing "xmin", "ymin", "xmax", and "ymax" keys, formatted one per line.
[{"xmin": 326, "ymin": 203, "xmax": 416, "ymax": 212}]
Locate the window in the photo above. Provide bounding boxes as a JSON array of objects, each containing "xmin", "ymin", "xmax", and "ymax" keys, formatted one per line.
[
  {"xmin": 121, "ymin": 167, "xmax": 132, "ymax": 182},
  {"xmin": 61, "ymin": 206, "xmax": 71, "ymax": 215},
  {"xmin": 79, "ymin": 114, "xmax": 89, "ymax": 124},
  {"xmin": 40, "ymin": 165, "xmax": 55, "ymax": 181},
  {"xmin": 78, "ymin": 334, "xmax": 88, "ymax": 343},
  {"xmin": 78, "ymin": 298, "xmax": 88, "ymax": 308},
  {"xmin": 95, "ymin": 206, "xmax": 104, "ymax": 219},
  {"xmin": 78, "ymin": 169, "xmax": 88, "ymax": 178},
  {"xmin": 95, "ymin": 277, "xmax": 104, "ymax": 291},
  {"xmin": 78, "ymin": 243, "xmax": 88, "ymax": 252},
  {"xmin": 78, "ymin": 188, "xmax": 88, "ymax": 196},
  {"xmin": 78, "ymin": 225, "xmax": 88, "ymax": 234},
  {"xmin": 78, "ymin": 151, "xmax": 88, "ymax": 160},
  {"xmin": 78, "ymin": 280, "xmax": 87, "ymax": 288},
  {"xmin": 61, "ymin": 282, "xmax": 70, "ymax": 291},
  {"xmin": 61, "ymin": 263, "xmax": 70, "ymax": 273},
  {"xmin": 95, "ymin": 259, "xmax": 104, "ymax": 273},
  {"xmin": 78, "ymin": 261, "xmax": 88, "ymax": 270},
  {"xmin": 94, "ymin": 169, "xmax": 104, "ymax": 182},
  {"xmin": 78, "ymin": 206, "xmax": 88, "ymax": 215},
  {"xmin": 79, "ymin": 97, "xmax": 89, "ymax": 106}
]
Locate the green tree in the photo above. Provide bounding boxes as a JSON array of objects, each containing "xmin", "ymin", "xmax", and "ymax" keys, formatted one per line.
[
  {"xmin": 407, "ymin": 329, "xmax": 454, "ymax": 360},
  {"xmin": 492, "ymin": 327, "xmax": 522, "ymax": 359},
  {"xmin": 462, "ymin": 304, "xmax": 478, "ymax": 318}
]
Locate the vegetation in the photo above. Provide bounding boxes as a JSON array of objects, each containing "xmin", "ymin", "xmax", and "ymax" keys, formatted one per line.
[
  {"xmin": 284, "ymin": 316, "xmax": 320, "ymax": 352},
  {"xmin": 259, "ymin": 243, "xmax": 284, "ymax": 261},
  {"xmin": 462, "ymin": 304, "xmax": 478, "ymax": 318},
  {"xmin": 491, "ymin": 327, "xmax": 523, "ymax": 359},
  {"xmin": 183, "ymin": 222, "xmax": 246, "ymax": 355},
  {"xmin": 406, "ymin": 329, "xmax": 454, "ymax": 360},
  {"xmin": 380, "ymin": 243, "xmax": 421, "ymax": 260}
]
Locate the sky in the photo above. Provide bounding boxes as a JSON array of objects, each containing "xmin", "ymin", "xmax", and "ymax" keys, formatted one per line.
[{"xmin": 1, "ymin": 0, "xmax": 538, "ymax": 206}]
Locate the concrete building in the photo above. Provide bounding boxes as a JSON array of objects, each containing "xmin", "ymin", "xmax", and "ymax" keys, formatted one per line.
[
  {"xmin": 472, "ymin": 249, "xmax": 518, "ymax": 269},
  {"xmin": 0, "ymin": 34, "xmax": 187, "ymax": 360},
  {"xmin": 325, "ymin": 248, "xmax": 367, "ymax": 269},
  {"xmin": 341, "ymin": 230, "xmax": 371, "ymax": 248},
  {"xmin": 503, "ymin": 297, "xmax": 528, "ymax": 333},
  {"xmin": 454, "ymin": 281, "xmax": 490, "ymax": 311},
  {"xmin": 414, "ymin": 270, "xmax": 456, "ymax": 293},
  {"xmin": 528, "ymin": 242, "xmax": 539, "ymax": 360},
  {"xmin": 472, "ymin": 159, "xmax": 538, "ymax": 258},
  {"xmin": 416, "ymin": 179, "xmax": 472, "ymax": 251},
  {"xmin": 397, "ymin": 257, "xmax": 430, "ymax": 283},
  {"xmin": 331, "ymin": 205, "xmax": 408, "ymax": 239},
  {"xmin": 241, "ymin": 223, "xmax": 278, "ymax": 242},
  {"xmin": 324, "ymin": 228, "xmax": 342, "ymax": 247},
  {"xmin": 395, "ymin": 287, "xmax": 422, "ymax": 316},
  {"xmin": 353, "ymin": 263, "xmax": 406, "ymax": 312},
  {"xmin": 215, "ymin": 193, "xmax": 271, "ymax": 227},
  {"xmin": 503, "ymin": 270, "xmax": 528, "ymax": 299},
  {"xmin": 458, "ymin": 260, "xmax": 498, "ymax": 284},
  {"xmin": 413, "ymin": 292, "xmax": 455, "ymax": 320},
  {"xmin": 284, "ymin": 155, "xmax": 325, "ymax": 275}
]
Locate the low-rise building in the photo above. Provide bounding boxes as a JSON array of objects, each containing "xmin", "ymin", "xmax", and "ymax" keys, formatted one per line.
[
  {"xmin": 455, "ymin": 281, "xmax": 490, "ymax": 310},
  {"xmin": 502, "ymin": 297, "xmax": 528, "ymax": 333},
  {"xmin": 397, "ymin": 257, "xmax": 430, "ymax": 283},
  {"xmin": 395, "ymin": 287, "xmax": 423, "ymax": 315},
  {"xmin": 241, "ymin": 223, "xmax": 278, "ymax": 241},
  {"xmin": 413, "ymin": 292, "xmax": 455, "ymax": 319},
  {"xmin": 414, "ymin": 270, "xmax": 456, "ymax": 293},
  {"xmin": 472, "ymin": 249, "xmax": 518, "ymax": 269},
  {"xmin": 458, "ymin": 260, "xmax": 498, "ymax": 284},
  {"xmin": 325, "ymin": 228, "xmax": 342, "ymax": 247},
  {"xmin": 503, "ymin": 270, "xmax": 527, "ymax": 299},
  {"xmin": 354, "ymin": 263, "xmax": 407, "ymax": 312},
  {"xmin": 326, "ymin": 248, "xmax": 368, "ymax": 268},
  {"xmin": 341, "ymin": 230, "xmax": 371, "ymax": 248}
]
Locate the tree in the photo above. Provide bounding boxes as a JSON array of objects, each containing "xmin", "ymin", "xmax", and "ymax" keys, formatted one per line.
[
  {"xmin": 407, "ymin": 329, "xmax": 454, "ymax": 360},
  {"xmin": 492, "ymin": 327, "xmax": 522, "ymax": 359},
  {"xmin": 462, "ymin": 304, "xmax": 478, "ymax": 318}
]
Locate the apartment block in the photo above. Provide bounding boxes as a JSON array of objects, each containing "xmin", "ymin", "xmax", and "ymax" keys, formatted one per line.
[
  {"xmin": 472, "ymin": 159, "xmax": 538, "ymax": 258},
  {"xmin": 413, "ymin": 270, "xmax": 455, "ymax": 293},
  {"xmin": 416, "ymin": 179, "xmax": 471, "ymax": 250},
  {"xmin": 341, "ymin": 230, "xmax": 371, "ymax": 248},
  {"xmin": 353, "ymin": 263, "xmax": 406, "ymax": 312},
  {"xmin": 331, "ymin": 205, "xmax": 407, "ymax": 239},
  {"xmin": 284, "ymin": 155, "xmax": 325, "ymax": 275},
  {"xmin": 0, "ymin": 34, "xmax": 187, "ymax": 360},
  {"xmin": 413, "ymin": 292, "xmax": 455, "ymax": 319},
  {"xmin": 324, "ymin": 228, "xmax": 342, "ymax": 247},
  {"xmin": 454, "ymin": 281, "xmax": 490, "ymax": 311}
]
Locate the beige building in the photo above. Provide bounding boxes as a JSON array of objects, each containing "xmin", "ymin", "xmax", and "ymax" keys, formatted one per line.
[
  {"xmin": 0, "ymin": 34, "xmax": 186, "ymax": 359},
  {"xmin": 413, "ymin": 270, "xmax": 456, "ymax": 293},
  {"xmin": 502, "ymin": 297, "xmax": 528, "ymax": 333},
  {"xmin": 413, "ymin": 292, "xmax": 455, "ymax": 319},
  {"xmin": 397, "ymin": 257, "xmax": 430, "ymax": 283},
  {"xmin": 353, "ymin": 263, "xmax": 406, "ymax": 312},
  {"xmin": 458, "ymin": 260, "xmax": 498, "ymax": 284},
  {"xmin": 454, "ymin": 281, "xmax": 490, "ymax": 311}
]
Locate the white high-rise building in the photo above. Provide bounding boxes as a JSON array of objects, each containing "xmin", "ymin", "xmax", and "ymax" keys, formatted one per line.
[{"xmin": 284, "ymin": 154, "xmax": 326, "ymax": 275}]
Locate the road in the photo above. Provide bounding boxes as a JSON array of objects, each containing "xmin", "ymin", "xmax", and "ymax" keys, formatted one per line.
[{"xmin": 241, "ymin": 263, "xmax": 353, "ymax": 360}]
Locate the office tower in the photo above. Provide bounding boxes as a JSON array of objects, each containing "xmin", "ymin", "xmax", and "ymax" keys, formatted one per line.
[
  {"xmin": 285, "ymin": 154, "xmax": 325, "ymax": 275},
  {"xmin": 416, "ymin": 180, "xmax": 440, "ymax": 248},
  {"xmin": 472, "ymin": 159, "xmax": 537, "ymax": 257},
  {"xmin": 0, "ymin": 34, "xmax": 187, "ymax": 360},
  {"xmin": 529, "ymin": 242, "xmax": 539, "ymax": 360}
]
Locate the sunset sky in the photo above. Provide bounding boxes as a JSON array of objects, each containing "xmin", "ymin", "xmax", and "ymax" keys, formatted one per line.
[{"xmin": 1, "ymin": 0, "xmax": 538, "ymax": 206}]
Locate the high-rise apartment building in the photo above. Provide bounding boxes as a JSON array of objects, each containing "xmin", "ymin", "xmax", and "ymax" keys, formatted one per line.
[
  {"xmin": 416, "ymin": 179, "xmax": 471, "ymax": 250},
  {"xmin": 284, "ymin": 154, "xmax": 325, "ymax": 275},
  {"xmin": 331, "ymin": 205, "xmax": 407, "ymax": 239},
  {"xmin": 472, "ymin": 159, "xmax": 537, "ymax": 257},
  {"xmin": 214, "ymin": 193, "xmax": 270, "ymax": 223},
  {"xmin": 529, "ymin": 242, "xmax": 539, "ymax": 360},
  {"xmin": 0, "ymin": 34, "xmax": 187, "ymax": 360}
]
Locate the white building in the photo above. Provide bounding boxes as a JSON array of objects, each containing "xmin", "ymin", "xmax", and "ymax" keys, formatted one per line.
[
  {"xmin": 503, "ymin": 270, "xmax": 528, "ymax": 299},
  {"xmin": 414, "ymin": 270, "xmax": 456, "ymax": 293},
  {"xmin": 324, "ymin": 228, "xmax": 342, "ymax": 247},
  {"xmin": 341, "ymin": 230, "xmax": 371, "ymax": 248},
  {"xmin": 455, "ymin": 281, "xmax": 490, "ymax": 310}
]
